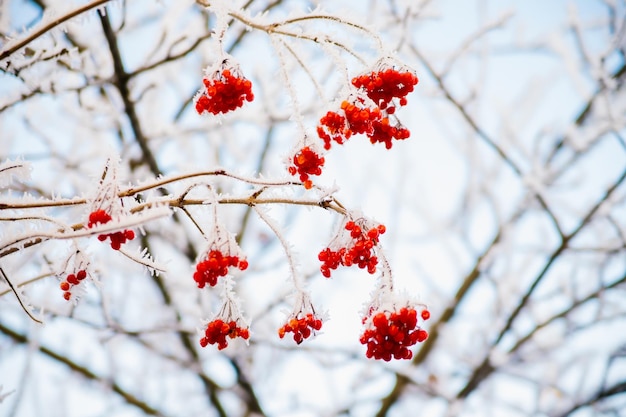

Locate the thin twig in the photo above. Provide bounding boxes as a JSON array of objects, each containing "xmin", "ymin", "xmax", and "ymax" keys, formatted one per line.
[
  {"xmin": 0, "ymin": 267, "xmax": 43, "ymax": 324},
  {"xmin": 0, "ymin": 0, "xmax": 111, "ymax": 62}
]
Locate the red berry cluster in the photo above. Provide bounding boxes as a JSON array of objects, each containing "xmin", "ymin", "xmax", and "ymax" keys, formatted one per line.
[
  {"xmin": 88, "ymin": 209, "xmax": 112, "ymax": 226},
  {"xmin": 318, "ymin": 221, "xmax": 386, "ymax": 278},
  {"xmin": 88, "ymin": 210, "xmax": 135, "ymax": 250},
  {"xmin": 316, "ymin": 98, "xmax": 382, "ymax": 150},
  {"xmin": 341, "ymin": 99, "xmax": 382, "ymax": 136},
  {"xmin": 317, "ymin": 67, "xmax": 417, "ymax": 150},
  {"xmin": 360, "ymin": 307, "xmax": 430, "ymax": 361},
  {"xmin": 317, "ymin": 110, "xmax": 350, "ymax": 150},
  {"xmin": 193, "ymin": 249, "xmax": 249, "ymax": 288},
  {"xmin": 195, "ymin": 68, "xmax": 254, "ymax": 115},
  {"xmin": 59, "ymin": 269, "xmax": 87, "ymax": 301},
  {"xmin": 351, "ymin": 68, "xmax": 418, "ymax": 110},
  {"xmin": 278, "ymin": 313, "xmax": 323, "ymax": 344},
  {"xmin": 288, "ymin": 146, "xmax": 325, "ymax": 189},
  {"xmin": 368, "ymin": 118, "xmax": 410, "ymax": 149},
  {"xmin": 199, "ymin": 319, "xmax": 250, "ymax": 350}
]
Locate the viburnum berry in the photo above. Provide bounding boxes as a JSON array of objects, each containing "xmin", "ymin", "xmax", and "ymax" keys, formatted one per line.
[
  {"xmin": 341, "ymin": 98, "xmax": 382, "ymax": 136},
  {"xmin": 59, "ymin": 269, "xmax": 88, "ymax": 301},
  {"xmin": 351, "ymin": 67, "xmax": 418, "ymax": 110},
  {"xmin": 195, "ymin": 66, "xmax": 254, "ymax": 115},
  {"xmin": 316, "ymin": 96, "xmax": 382, "ymax": 150},
  {"xmin": 368, "ymin": 117, "xmax": 410, "ymax": 149},
  {"xmin": 319, "ymin": 219, "xmax": 386, "ymax": 278},
  {"xmin": 87, "ymin": 209, "xmax": 135, "ymax": 250},
  {"xmin": 360, "ymin": 306, "xmax": 429, "ymax": 361},
  {"xmin": 88, "ymin": 209, "xmax": 112, "ymax": 226},
  {"xmin": 199, "ymin": 319, "xmax": 250, "ymax": 350},
  {"xmin": 193, "ymin": 249, "xmax": 248, "ymax": 288},
  {"xmin": 317, "ymin": 110, "xmax": 350, "ymax": 150},
  {"xmin": 318, "ymin": 247, "xmax": 343, "ymax": 278},
  {"xmin": 288, "ymin": 146, "xmax": 325, "ymax": 189},
  {"xmin": 278, "ymin": 313, "xmax": 323, "ymax": 344}
]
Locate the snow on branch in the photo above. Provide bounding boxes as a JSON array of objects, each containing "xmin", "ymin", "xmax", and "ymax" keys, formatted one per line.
[
  {"xmin": 0, "ymin": 159, "xmax": 32, "ymax": 188},
  {"xmin": 0, "ymin": 0, "xmax": 112, "ymax": 64}
]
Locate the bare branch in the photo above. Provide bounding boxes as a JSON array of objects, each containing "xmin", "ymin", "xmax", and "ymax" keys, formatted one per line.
[
  {"xmin": 0, "ymin": 268, "xmax": 43, "ymax": 324},
  {"xmin": 0, "ymin": 0, "xmax": 111, "ymax": 62}
]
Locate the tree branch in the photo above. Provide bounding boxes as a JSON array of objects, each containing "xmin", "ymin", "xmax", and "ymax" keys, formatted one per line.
[
  {"xmin": 98, "ymin": 10, "xmax": 162, "ymax": 176},
  {"xmin": 456, "ymin": 166, "xmax": 626, "ymax": 399},
  {"xmin": 0, "ymin": 322, "xmax": 164, "ymax": 416},
  {"xmin": 0, "ymin": 0, "xmax": 111, "ymax": 62},
  {"xmin": 553, "ymin": 380, "xmax": 626, "ymax": 417}
]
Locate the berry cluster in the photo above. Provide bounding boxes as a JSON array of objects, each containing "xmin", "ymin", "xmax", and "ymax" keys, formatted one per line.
[
  {"xmin": 351, "ymin": 68, "xmax": 418, "ymax": 110},
  {"xmin": 317, "ymin": 110, "xmax": 350, "ymax": 150},
  {"xmin": 316, "ymin": 97, "xmax": 382, "ymax": 150},
  {"xmin": 317, "ymin": 67, "xmax": 417, "ymax": 150},
  {"xmin": 200, "ymin": 319, "xmax": 250, "ymax": 350},
  {"xmin": 318, "ymin": 220, "xmax": 386, "ymax": 278},
  {"xmin": 288, "ymin": 146, "xmax": 325, "ymax": 189},
  {"xmin": 360, "ymin": 307, "xmax": 430, "ymax": 361},
  {"xmin": 88, "ymin": 210, "xmax": 135, "ymax": 250},
  {"xmin": 278, "ymin": 313, "xmax": 323, "ymax": 344},
  {"xmin": 341, "ymin": 99, "xmax": 382, "ymax": 136},
  {"xmin": 369, "ymin": 118, "xmax": 410, "ymax": 149},
  {"xmin": 195, "ymin": 68, "xmax": 254, "ymax": 115},
  {"xmin": 193, "ymin": 249, "xmax": 248, "ymax": 288},
  {"xmin": 59, "ymin": 269, "xmax": 87, "ymax": 301}
]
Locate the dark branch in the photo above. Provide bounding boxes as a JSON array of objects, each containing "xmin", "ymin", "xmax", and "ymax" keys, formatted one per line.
[
  {"xmin": 98, "ymin": 10, "xmax": 162, "ymax": 177},
  {"xmin": 0, "ymin": 322, "xmax": 164, "ymax": 416},
  {"xmin": 553, "ymin": 380, "xmax": 626, "ymax": 417},
  {"xmin": 456, "ymin": 166, "xmax": 626, "ymax": 399}
]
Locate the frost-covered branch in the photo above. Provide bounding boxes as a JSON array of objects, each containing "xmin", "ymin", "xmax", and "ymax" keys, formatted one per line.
[
  {"xmin": 0, "ymin": 0, "xmax": 111, "ymax": 62},
  {"xmin": 0, "ymin": 267, "xmax": 43, "ymax": 323}
]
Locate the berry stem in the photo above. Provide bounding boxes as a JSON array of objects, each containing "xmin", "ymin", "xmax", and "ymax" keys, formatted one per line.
[
  {"xmin": 219, "ymin": 277, "xmax": 241, "ymax": 318},
  {"xmin": 377, "ymin": 247, "xmax": 394, "ymax": 292},
  {"xmin": 270, "ymin": 35, "xmax": 306, "ymax": 133},
  {"xmin": 253, "ymin": 206, "xmax": 304, "ymax": 292}
]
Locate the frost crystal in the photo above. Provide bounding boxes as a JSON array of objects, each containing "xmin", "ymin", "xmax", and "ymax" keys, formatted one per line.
[{"xmin": 0, "ymin": 159, "xmax": 32, "ymax": 188}]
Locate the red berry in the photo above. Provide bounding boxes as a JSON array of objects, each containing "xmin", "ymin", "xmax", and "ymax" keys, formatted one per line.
[
  {"xmin": 193, "ymin": 250, "xmax": 248, "ymax": 288},
  {"xmin": 341, "ymin": 99, "xmax": 381, "ymax": 136},
  {"xmin": 367, "ymin": 117, "xmax": 410, "ymax": 149},
  {"xmin": 319, "ymin": 221, "xmax": 386, "ymax": 277},
  {"xmin": 278, "ymin": 313, "xmax": 323, "ymax": 344},
  {"xmin": 89, "ymin": 211, "xmax": 134, "ymax": 250},
  {"xmin": 195, "ymin": 67, "xmax": 254, "ymax": 115},
  {"xmin": 288, "ymin": 146, "xmax": 325, "ymax": 189},
  {"xmin": 417, "ymin": 329, "xmax": 429, "ymax": 342},
  {"xmin": 317, "ymin": 111, "xmax": 350, "ymax": 149},
  {"xmin": 351, "ymin": 68, "xmax": 418, "ymax": 109},
  {"xmin": 199, "ymin": 318, "xmax": 249, "ymax": 349},
  {"xmin": 88, "ymin": 210, "xmax": 112, "ymax": 227},
  {"xmin": 360, "ymin": 306, "xmax": 428, "ymax": 360}
]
